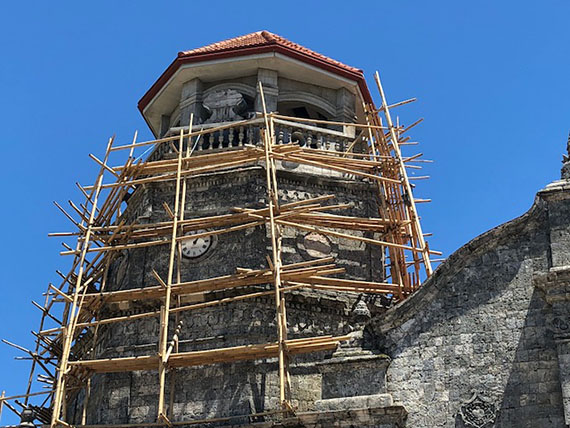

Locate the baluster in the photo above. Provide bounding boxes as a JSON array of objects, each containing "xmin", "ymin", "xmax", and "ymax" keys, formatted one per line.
[
  {"xmin": 208, "ymin": 132, "xmax": 215, "ymax": 150},
  {"xmin": 248, "ymin": 125, "xmax": 254, "ymax": 145},
  {"xmin": 278, "ymin": 126, "xmax": 284, "ymax": 145},
  {"xmin": 238, "ymin": 126, "xmax": 244, "ymax": 146},
  {"xmin": 307, "ymin": 132, "xmax": 313, "ymax": 149},
  {"xmin": 257, "ymin": 126, "xmax": 263, "ymax": 146},
  {"xmin": 291, "ymin": 128, "xmax": 302, "ymax": 146},
  {"xmin": 229, "ymin": 128, "xmax": 235, "ymax": 147},
  {"xmin": 317, "ymin": 133, "xmax": 322, "ymax": 150},
  {"xmin": 219, "ymin": 130, "xmax": 225, "ymax": 148}
]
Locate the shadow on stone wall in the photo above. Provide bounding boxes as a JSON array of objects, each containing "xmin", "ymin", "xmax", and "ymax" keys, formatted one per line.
[
  {"xmin": 492, "ymin": 287, "xmax": 564, "ymax": 427},
  {"xmin": 364, "ymin": 197, "xmax": 567, "ymax": 427}
]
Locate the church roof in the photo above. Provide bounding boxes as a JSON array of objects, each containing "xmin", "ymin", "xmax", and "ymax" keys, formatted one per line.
[
  {"xmin": 138, "ymin": 31, "xmax": 373, "ymax": 114},
  {"xmin": 177, "ymin": 31, "xmax": 362, "ymax": 74}
]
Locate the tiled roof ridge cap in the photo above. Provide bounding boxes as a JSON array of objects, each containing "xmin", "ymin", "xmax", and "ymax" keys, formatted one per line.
[
  {"xmin": 175, "ymin": 30, "xmax": 362, "ymax": 74},
  {"xmin": 177, "ymin": 31, "xmax": 276, "ymax": 57}
]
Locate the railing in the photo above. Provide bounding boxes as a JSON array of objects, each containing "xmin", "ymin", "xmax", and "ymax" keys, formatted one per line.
[{"xmin": 148, "ymin": 117, "xmax": 361, "ymax": 162}]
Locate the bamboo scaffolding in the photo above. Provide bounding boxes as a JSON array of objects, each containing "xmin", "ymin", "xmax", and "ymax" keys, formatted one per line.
[
  {"xmin": 156, "ymin": 128, "xmax": 184, "ymax": 422},
  {"xmin": 67, "ymin": 335, "xmax": 349, "ymax": 374},
  {"xmin": 374, "ymin": 71, "xmax": 433, "ymax": 278},
  {"xmin": 50, "ymin": 137, "xmax": 114, "ymax": 428},
  {"xmin": 259, "ymin": 82, "xmax": 291, "ymax": 410},
  {"xmin": 4, "ymin": 72, "xmax": 439, "ymax": 428}
]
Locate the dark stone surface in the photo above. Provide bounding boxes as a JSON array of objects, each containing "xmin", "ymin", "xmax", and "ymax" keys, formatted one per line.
[
  {"xmin": 68, "ymin": 163, "xmax": 392, "ymax": 426},
  {"xmin": 369, "ymin": 180, "xmax": 570, "ymax": 427}
]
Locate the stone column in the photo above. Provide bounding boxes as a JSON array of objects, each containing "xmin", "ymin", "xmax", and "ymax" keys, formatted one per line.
[
  {"xmin": 335, "ymin": 87, "xmax": 356, "ymax": 137},
  {"xmin": 180, "ymin": 78, "xmax": 205, "ymax": 126},
  {"xmin": 254, "ymin": 69, "xmax": 278, "ymax": 112},
  {"xmin": 159, "ymin": 114, "xmax": 171, "ymax": 137},
  {"xmin": 535, "ymin": 153, "xmax": 570, "ymax": 424},
  {"xmin": 335, "ymin": 87, "xmax": 356, "ymax": 123}
]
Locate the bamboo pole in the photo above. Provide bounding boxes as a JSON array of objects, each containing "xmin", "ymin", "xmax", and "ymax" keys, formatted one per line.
[
  {"xmin": 157, "ymin": 128, "xmax": 184, "ymax": 421},
  {"xmin": 0, "ymin": 390, "xmax": 4, "ymax": 421},
  {"xmin": 169, "ymin": 113, "xmax": 193, "ymax": 418},
  {"xmin": 68, "ymin": 334, "xmax": 349, "ymax": 373},
  {"xmin": 50, "ymin": 136, "xmax": 114, "ymax": 428},
  {"xmin": 374, "ymin": 71, "xmax": 433, "ymax": 276},
  {"xmin": 259, "ymin": 82, "xmax": 290, "ymax": 411}
]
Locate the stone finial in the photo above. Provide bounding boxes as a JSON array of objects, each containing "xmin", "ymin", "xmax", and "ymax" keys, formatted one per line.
[{"xmin": 562, "ymin": 132, "xmax": 570, "ymax": 180}]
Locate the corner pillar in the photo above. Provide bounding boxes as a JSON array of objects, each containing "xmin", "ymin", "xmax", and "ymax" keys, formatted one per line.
[
  {"xmin": 335, "ymin": 87, "xmax": 356, "ymax": 137},
  {"xmin": 180, "ymin": 78, "xmax": 205, "ymax": 126},
  {"xmin": 255, "ymin": 69, "xmax": 278, "ymax": 112}
]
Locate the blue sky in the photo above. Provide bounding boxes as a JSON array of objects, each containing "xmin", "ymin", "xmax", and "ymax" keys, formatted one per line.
[{"xmin": 0, "ymin": 1, "xmax": 569, "ymax": 424}]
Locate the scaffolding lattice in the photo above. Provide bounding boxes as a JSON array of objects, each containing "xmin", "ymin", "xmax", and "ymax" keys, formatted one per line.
[{"xmin": 0, "ymin": 72, "xmax": 440, "ymax": 427}]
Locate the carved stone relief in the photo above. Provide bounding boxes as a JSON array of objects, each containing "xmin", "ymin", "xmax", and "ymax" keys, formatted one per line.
[
  {"xmin": 202, "ymin": 89, "xmax": 248, "ymax": 123},
  {"xmin": 458, "ymin": 392, "xmax": 497, "ymax": 428}
]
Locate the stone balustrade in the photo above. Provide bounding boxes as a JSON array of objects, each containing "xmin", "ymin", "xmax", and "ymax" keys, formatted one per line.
[{"xmin": 148, "ymin": 118, "xmax": 360, "ymax": 162}]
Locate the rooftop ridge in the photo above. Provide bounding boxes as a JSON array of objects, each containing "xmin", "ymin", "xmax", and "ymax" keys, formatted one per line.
[{"xmin": 177, "ymin": 30, "xmax": 362, "ymax": 74}]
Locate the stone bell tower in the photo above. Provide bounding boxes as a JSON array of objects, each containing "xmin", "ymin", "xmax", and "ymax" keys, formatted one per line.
[
  {"xmin": 78, "ymin": 31, "xmax": 395, "ymax": 427},
  {"xmin": 10, "ymin": 31, "xmax": 437, "ymax": 428}
]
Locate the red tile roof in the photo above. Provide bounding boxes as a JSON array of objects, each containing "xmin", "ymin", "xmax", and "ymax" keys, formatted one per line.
[
  {"xmin": 139, "ymin": 31, "xmax": 372, "ymax": 117},
  {"xmin": 178, "ymin": 31, "xmax": 362, "ymax": 74}
]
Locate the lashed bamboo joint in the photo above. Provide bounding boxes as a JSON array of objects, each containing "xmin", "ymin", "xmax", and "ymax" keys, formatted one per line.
[{"xmin": 1, "ymin": 70, "xmax": 438, "ymax": 428}]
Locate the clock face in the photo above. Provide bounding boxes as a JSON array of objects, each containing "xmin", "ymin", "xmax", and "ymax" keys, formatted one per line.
[{"xmin": 181, "ymin": 229, "xmax": 213, "ymax": 259}]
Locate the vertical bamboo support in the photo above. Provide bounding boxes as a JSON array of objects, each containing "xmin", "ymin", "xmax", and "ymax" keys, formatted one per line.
[
  {"xmin": 50, "ymin": 137, "xmax": 114, "ymax": 428},
  {"xmin": 363, "ymin": 110, "xmax": 405, "ymax": 297},
  {"xmin": 374, "ymin": 71, "xmax": 432, "ymax": 276},
  {"xmin": 0, "ymin": 390, "xmax": 4, "ymax": 421},
  {"xmin": 128, "ymin": 130, "xmax": 138, "ymax": 159},
  {"xmin": 158, "ymin": 128, "xmax": 184, "ymax": 422},
  {"xmin": 81, "ymin": 252, "xmax": 113, "ymax": 425},
  {"xmin": 168, "ymin": 113, "xmax": 193, "ymax": 418},
  {"xmin": 258, "ymin": 82, "xmax": 290, "ymax": 410}
]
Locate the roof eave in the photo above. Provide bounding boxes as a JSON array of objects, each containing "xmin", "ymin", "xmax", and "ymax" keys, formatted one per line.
[{"xmin": 137, "ymin": 44, "xmax": 374, "ymax": 119}]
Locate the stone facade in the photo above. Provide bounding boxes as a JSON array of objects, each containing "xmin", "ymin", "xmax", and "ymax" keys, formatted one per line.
[{"xmin": 369, "ymin": 172, "xmax": 570, "ymax": 427}]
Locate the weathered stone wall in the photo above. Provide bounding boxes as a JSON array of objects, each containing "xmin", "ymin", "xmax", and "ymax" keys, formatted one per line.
[
  {"xmin": 369, "ymin": 180, "xmax": 570, "ymax": 427},
  {"xmin": 70, "ymin": 164, "xmax": 390, "ymax": 426}
]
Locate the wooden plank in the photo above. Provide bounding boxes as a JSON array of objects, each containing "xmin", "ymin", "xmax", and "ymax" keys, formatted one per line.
[{"xmin": 68, "ymin": 335, "xmax": 349, "ymax": 373}]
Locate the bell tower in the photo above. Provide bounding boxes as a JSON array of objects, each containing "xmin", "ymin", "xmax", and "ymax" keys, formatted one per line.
[{"xmin": 6, "ymin": 31, "xmax": 436, "ymax": 428}]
